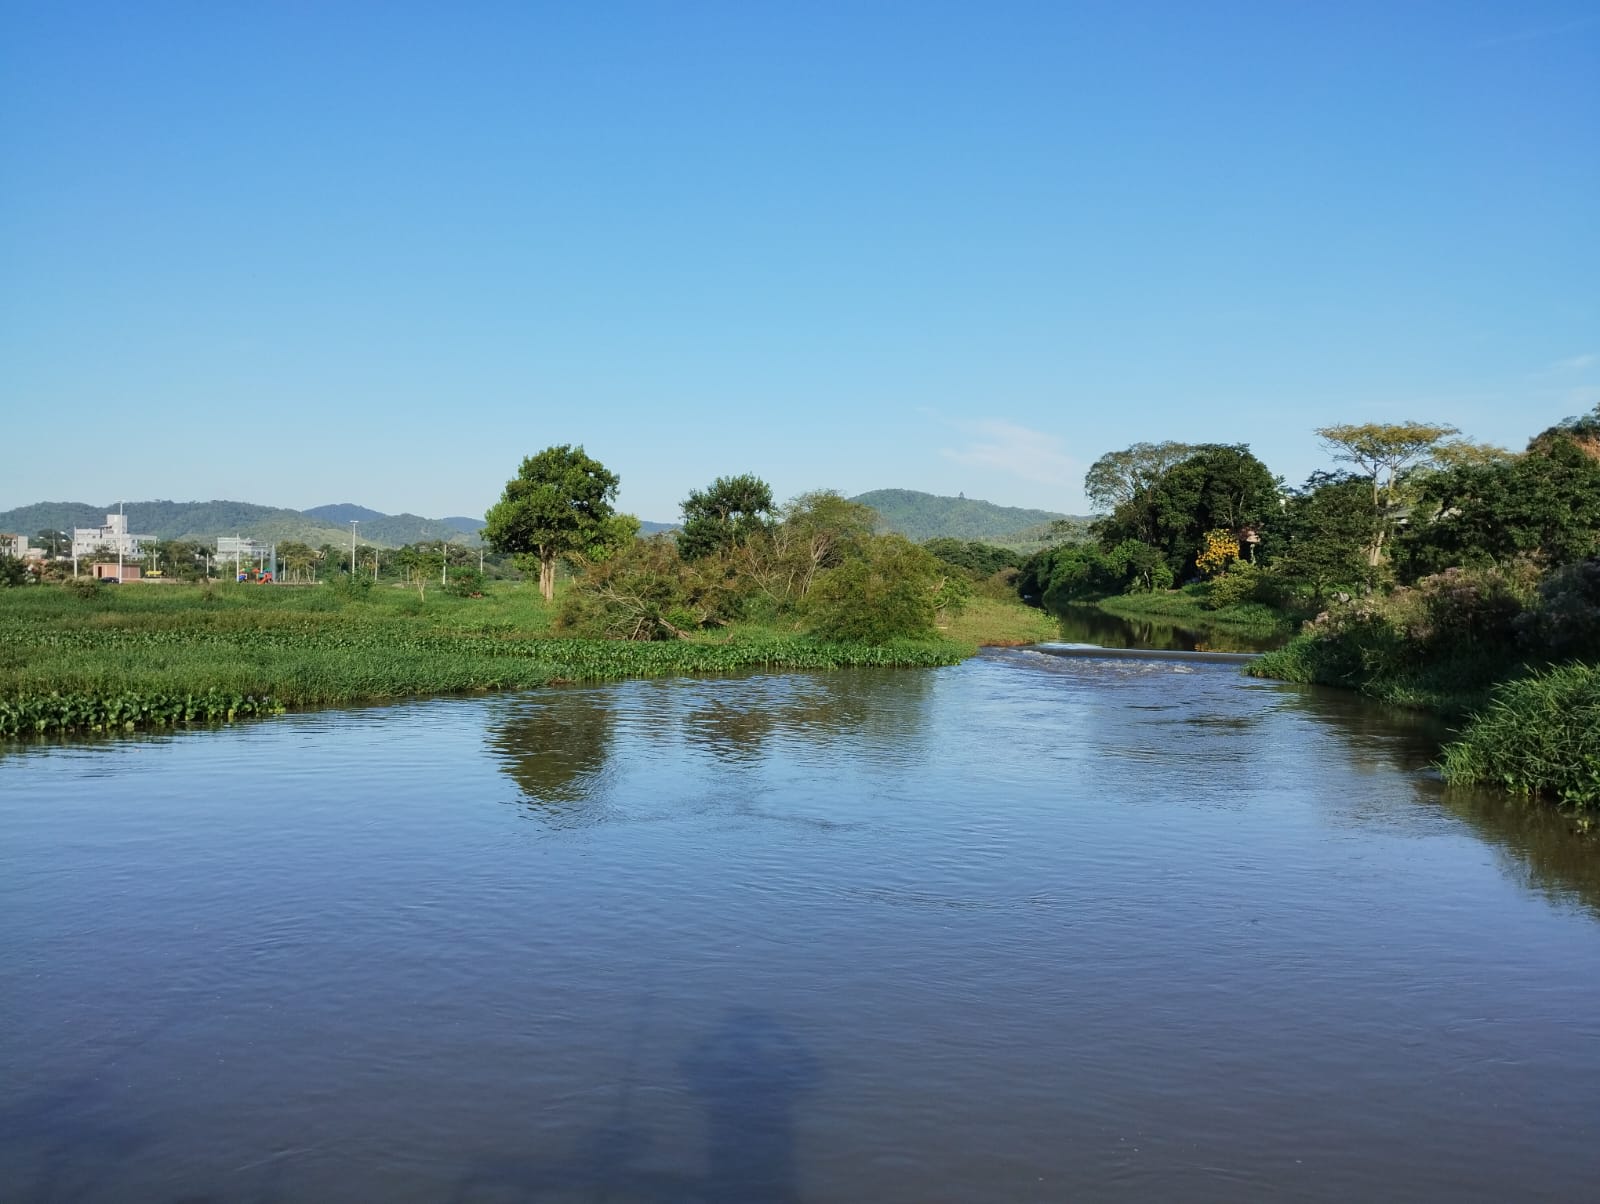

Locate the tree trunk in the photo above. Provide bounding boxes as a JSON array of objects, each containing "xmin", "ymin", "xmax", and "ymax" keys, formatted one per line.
[
  {"xmin": 539, "ymin": 553, "xmax": 556, "ymax": 602},
  {"xmin": 1367, "ymin": 474, "xmax": 1385, "ymax": 567}
]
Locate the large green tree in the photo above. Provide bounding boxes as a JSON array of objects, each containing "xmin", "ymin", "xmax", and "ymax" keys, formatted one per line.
[
  {"xmin": 1096, "ymin": 444, "xmax": 1279, "ymax": 578},
  {"xmin": 677, "ymin": 473, "xmax": 775, "ymax": 561},
  {"xmin": 1269, "ymin": 472, "xmax": 1381, "ymax": 598},
  {"xmin": 1083, "ymin": 441, "xmax": 1203, "ymax": 538},
  {"xmin": 1399, "ymin": 434, "xmax": 1600, "ymax": 575},
  {"xmin": 1314, "ymin": 421, "xmax": 1458, "ymax": 565},
  {"xmin": 482, "ymin": 445, "xmax": 620, "ymax": 601}
]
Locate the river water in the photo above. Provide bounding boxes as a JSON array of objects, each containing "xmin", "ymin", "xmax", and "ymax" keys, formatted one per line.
[{"xmin": 4, "ymin": 652, "xmax": 1599, "ymax": 1202}]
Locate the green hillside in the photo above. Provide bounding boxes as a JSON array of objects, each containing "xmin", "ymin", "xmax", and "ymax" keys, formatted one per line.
[
  {"xmin": 3, "ymin": 492, "xmax": 1079, "ymax": 553},
  {"xmin": 302, "ymin": 503, "xmax": 480, "ymax": 545},
  {"xmin": 0, "ymin": 500, "xmax": 476, "ymax": 550},
  {"xmin": 302, "ymin": 503, "xmax": 387, "ymax": 524},
  {"xmin": 849, "ymin": 489, "xmax": 1087, "ymax": 548}
]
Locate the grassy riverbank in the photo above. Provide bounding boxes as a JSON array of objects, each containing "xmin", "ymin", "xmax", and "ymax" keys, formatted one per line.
[
  {"xmin": 939, "ymin": 593, "xmax": 1062, "ymax": 648},
  {"xmin": 0, "ymin": 581, "xmax": 1054, "ymax": 737}
]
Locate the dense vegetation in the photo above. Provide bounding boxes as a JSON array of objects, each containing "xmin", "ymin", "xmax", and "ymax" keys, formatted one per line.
[
  {"xmin": 0, "ymin": 585, "xmax": 970, "ymax": 738},
  {"xmin": 1, "ymin": 461, "xmax": 1066, "ymax": 739},
  {"xmin": 1019, "ymin": 409, "xmax": 1600, "ymax": 808}
]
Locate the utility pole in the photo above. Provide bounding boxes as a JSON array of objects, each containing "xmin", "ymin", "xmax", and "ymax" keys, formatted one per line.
[
  {"xmin": 117, "ymin": 500, "xmax": 124, "ymax": 583},
  {"xmin": 442, "ymin": 542, "xmax": 448, "ymax": 586},
  {"xmin": 350, "ymin": 520, "xmax": 359, "ymax": 576}
]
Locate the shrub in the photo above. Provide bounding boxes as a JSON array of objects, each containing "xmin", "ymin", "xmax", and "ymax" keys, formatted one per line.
[
  {"xmin": 1202, "ymin": 563, "xmax": 1261, "ymax": 610},
  {"xmin": 0, "ymin": 555, "xmax": 30, "ymax": 588},
  {"xmin": 64, "ymin": 576, "xmax": 107, "ymax": 598},
  {"xmin": 1516, "ymin": 558, "xmax": 1600, "ymax": 662},
  {"xmin": 558, "ymin": 536, "xmax": 740, "ymax": 640},
  {"xmin": 1439, "ymin": 664, "xmax": 1600, "ymax": 809},
  {"xmin": 807, "ymin": 535, "xmax": 944, "ymax": 643},
  {"xmin": 1410, "ymin": 562, "xmax": 1538, "ymax": 650},
  {"xmin": 328, "ymin": 572, "xmax": 374, "ymax": 600},
  {"xmin": 444, "ymin": 566, "xmax": 487, "ymax": 598}
]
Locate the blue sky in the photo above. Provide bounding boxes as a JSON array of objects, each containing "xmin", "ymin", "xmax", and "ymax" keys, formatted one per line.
[{"xmin": 3, "ymin": 1, "xmax": 1596, "ymax": 522}]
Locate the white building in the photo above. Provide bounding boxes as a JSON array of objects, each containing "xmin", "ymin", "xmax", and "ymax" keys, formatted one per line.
[
  {"xmin": 216, "ymin": 535, "xmax": 271, "ymax": 559},
  {"xmin": 72, "ymin": 512, "xmax": 152, "ymax": 561},
  {"xmin": 4, "ymin": 533, "xmax": 30, "ymax": 559}
]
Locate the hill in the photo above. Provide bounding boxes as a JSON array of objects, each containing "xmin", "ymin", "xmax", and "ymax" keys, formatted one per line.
[
  {"xmin": 849, "ymin": 489, "xmax": 1088, "ymax": 548},
  {"xmin": 0, "ymin": 500, "xmax": 480, "ymax": 550},
  {"xmin": 302, "ymin": 503, "xmax": 387, "ymax": 524},
  {"xmin": 3, "ymin": 491, "xmax": 1080, "ymax": 553},
  {"xmin": 303, "ymin": 505, "xmax": 482, "ymax": 547}
]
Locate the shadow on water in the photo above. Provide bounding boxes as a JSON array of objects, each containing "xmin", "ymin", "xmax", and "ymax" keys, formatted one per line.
[
  {"xmin": 1049, "ymin": 602, "xmax": 1285, "ymax": 653},
  {"xmin": 451, "ymin": 1009, "xmax": 817, "ymax": 1203},
  {"xmin": 681, "ymin": 1010, "xmax": 819, "ymax": 1204},
  {"xmin": 0, "ymin": 1017, "xmax": 296, "ymax": 1204},
  {"xmin": 1275, "ymin": 680, "xmax": 1600, "ymax": 919}
]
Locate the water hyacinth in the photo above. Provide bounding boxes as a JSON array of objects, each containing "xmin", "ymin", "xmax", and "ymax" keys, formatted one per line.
[{"xmin": 0, "ymin": 586, "xmax": 964, "ymax": 738}]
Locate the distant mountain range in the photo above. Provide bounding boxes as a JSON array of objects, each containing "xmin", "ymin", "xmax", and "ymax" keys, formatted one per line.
[
  {"xmin": 1, "ymin": 490, "xmax": 1084, "ymax": 552},
  {"xmin": 0, "ymin": 500, "xmax": 483, "ymax": 550}
]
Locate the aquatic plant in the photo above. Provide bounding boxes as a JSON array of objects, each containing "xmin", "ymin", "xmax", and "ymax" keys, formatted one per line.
[
  {"xmin": 0, "ymin": 584, "xmax": 965, "ymax": 737},
  {"xmin": 1439, "ymin": 664, "xmax": 1600, "ymax": 810}
]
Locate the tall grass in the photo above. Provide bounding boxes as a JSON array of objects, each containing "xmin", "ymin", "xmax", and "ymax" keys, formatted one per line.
[
  {"xmin": 0, "ymin": 583, "xmax": 965, "ymax": 737},
  {"xmin": 1247, "ymin": 632, "xmax": 1512, "ymax": 715},
  {"xmin": 1439, "ymin": 664, "xmax": 1600, "ymax": 810}
]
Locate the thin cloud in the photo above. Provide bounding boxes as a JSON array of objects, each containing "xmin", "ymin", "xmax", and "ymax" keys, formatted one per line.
[
  {"xmin": 1476, "ymin": 14, "xmax": 1600, "ymax": 48},
  {"xmin": 1548, "ymin": 353, "xmax": 1598, "ymax": 373},
  {"xmin": 940, "ymin": 419, "xmax": 1077, "ymax": 487}
]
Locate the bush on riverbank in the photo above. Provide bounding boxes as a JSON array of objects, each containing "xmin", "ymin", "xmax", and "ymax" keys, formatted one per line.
[
  {"xmin": 1439, "ymin": 664, "xmax": 1600, "ymax": 809},
  {"xmin": 1247, "ymin": 561, "xmax": 1579, "ymax": 712}
]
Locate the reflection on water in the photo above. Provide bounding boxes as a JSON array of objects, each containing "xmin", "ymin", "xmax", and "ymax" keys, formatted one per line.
[
  {"xmin": 1049, "ymin": 601, "xmax": 1286, "ymax": 652},
  {"xmin": 4, "ymin": 658, "xmax": 1600, "ymax": 1201},
  {"xmin": 1273, "ymin": 679, "xmax": 1600, "ymax": 919},
  {"xmin": 485, "ymin": 691, "xmax": 614, "ymax": 820},
  {"xmin": 487, "ymin": 670, "xmax": 937, "ymax": 823}
]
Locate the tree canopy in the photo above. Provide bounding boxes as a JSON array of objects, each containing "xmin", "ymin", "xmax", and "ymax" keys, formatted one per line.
[
  {"xmin": 1083, "ymin": 441, "xmax": 1202, "ymax": 516},
  {"xmin": 1314, "ymin": 421, "xmax": 1458, "ymax": 565},
  {"xmin": 1400, "ymin": 436, "xmax": 1600, "ymax": 574},
  {"xmin": 677, "ymin": 473, "xmax": 775, "ymax": 561},
  {"xmin": 1095, "ymin": 444, "xmax": 1279, "ymax": 578},
  {"xmin": 482, "ymin": 445, "xmax": 620, "ymax": 601}
]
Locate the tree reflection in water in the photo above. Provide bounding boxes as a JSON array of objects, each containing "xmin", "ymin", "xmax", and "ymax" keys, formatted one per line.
[
  {"xmin": 485, "ymin": 690, "xmax": 615, "ymax": 825},
  {"xmin": 1275, "ymin": 681, "xmax": 1600, "ymax": 919},
  {"xmin": 487, "ymin": 670, "xmax": 938, "ymax": 818},
  {"xmin": 1051, "ymin": 603, "xmax": 1285, "ymax": 653}
]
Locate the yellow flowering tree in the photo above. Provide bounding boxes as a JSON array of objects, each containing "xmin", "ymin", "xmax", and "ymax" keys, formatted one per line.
[{"xmin": 1195, "ymin": 528, "xmax": 1241, "ymax": 578}]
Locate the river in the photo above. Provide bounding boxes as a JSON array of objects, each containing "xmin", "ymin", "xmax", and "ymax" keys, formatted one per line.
[{"xmin": 4, "ymin": 650, "xmax": 1599, "ymax": 1201}]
